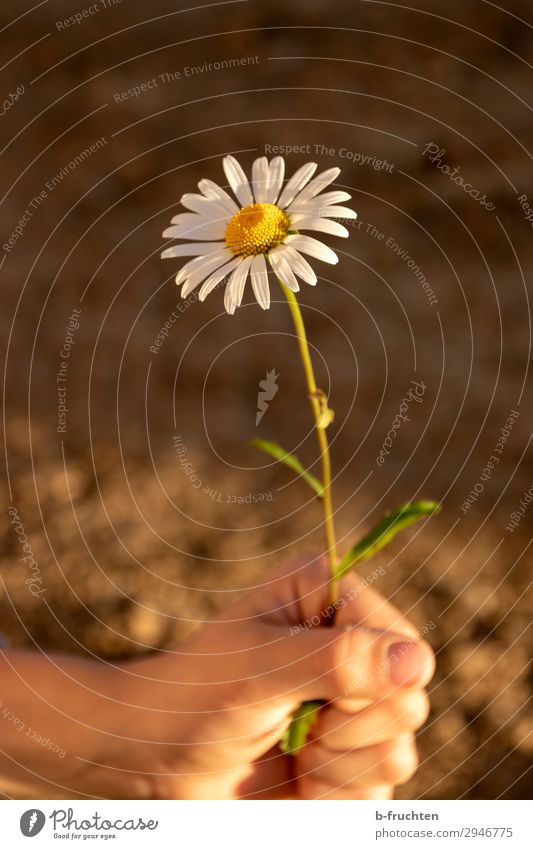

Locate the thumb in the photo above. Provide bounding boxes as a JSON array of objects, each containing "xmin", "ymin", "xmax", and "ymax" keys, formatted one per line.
[{"xmin": 252, "ymin": 623, "xmax": 435, "ymax": 704}]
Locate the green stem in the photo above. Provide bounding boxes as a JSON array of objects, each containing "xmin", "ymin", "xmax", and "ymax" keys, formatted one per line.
[{"xmin": 280, "ymin": 283, "xmax": 339, "ymax": 606}]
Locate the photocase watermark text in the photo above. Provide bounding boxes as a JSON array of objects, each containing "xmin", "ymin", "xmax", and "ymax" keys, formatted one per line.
[
  {"xmin": 7, "ymin": 507, "xmax": 46, "ymax": 596},
  {"xmin": 377, "ymin": 380, "xmax": 426, "ymax": 466},
  {"xmin": 1, "ymin": 84, "xmax": 24, "ymax": 117},
  {"xmin": 422, "ymin": 143, "xmax": 495, "ymax": 211}
]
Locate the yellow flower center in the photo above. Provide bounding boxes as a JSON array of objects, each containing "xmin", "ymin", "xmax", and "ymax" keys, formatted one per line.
[{"xmin": 225, "ymin": 202, "xmax": 290, "ymax": 257}]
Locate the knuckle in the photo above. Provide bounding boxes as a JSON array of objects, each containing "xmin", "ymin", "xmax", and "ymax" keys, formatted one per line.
[
  {"xmin": 323, "ymin": 628, "xmax": 385, "ymax": 697},
  {"xmin": 382, "ymin": 740, "xmax": 419, "ymax": 785},
  {"xmin": 322, "ymin": 632, "xmax": 357, "ymax": 694},
  {"xmin": 398, "ymin": 691, "xmax": 431, "ymax": 729},
  {"xmin": 216, "ymin": 678, "xmax": 253, "ymax": 712}
]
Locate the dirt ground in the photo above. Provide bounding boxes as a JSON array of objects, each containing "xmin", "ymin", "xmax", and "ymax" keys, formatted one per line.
[{"xmin": 1, "ymin": 0, "xmax": 532, "ymax": 799}]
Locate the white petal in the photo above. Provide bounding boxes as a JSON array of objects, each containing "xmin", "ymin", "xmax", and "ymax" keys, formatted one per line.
[
  {"xmin": 314, "ymin": 190, "xmax": 352, "ymax": 206},
  {"xmin": 291, "ymin": 204, "xmax": 357, "ymax": 220},
  {"xmin": 175, "ymin": 251, "xmax": 219, "ymax": 286},
  {"xmin": 250, "ymin": 253, "xmax": 270, "ymax": 309},
  {"xmin": 288, "ymin": 190, "xmax": 351, "ymax": 210},
  {"xmin": 277, "ymin": 162, "xmax": 318, "ymax": 209},
  {"xmin": 289, "ymin": 215, "xmax": 350, "ymax": 238},
  {"xmin": 175, "ymin": 255, "xmax": 206, "ymax": 284},
  {"xmin": 181, "ymin": 253, "xmax": 230, "ymax": 297},
  {"xmin": 223, "ymin": 155, "xmax": 254, "ymax": 206},
  {"xmin": 170, "ymin": 213, "xmax": 202, "ymax": 226},
  {"xmin": 284, "ymin": 234, "xmax": 339, "ymax": 265},
  {"xmin": 180, "ymin": 192, "xmax": 229, "ymax": 216},
  {"xmin": 163, "ymin": 220, "xmax": 226, "ymax": 240},
  {"xmin": 161, "ymin": 242, "xmax": 226, "ymax": 259},
  {"xmin": 198, "ymin": 179, "xmax": 239, "ymax": 214},
  {"xmin": 252, "ymin": 156, "xmax": 269, "ymax": 203},
  {"xmin": 175, "ymin": 249, "xmax": 232, "ymax": 286},
  {"xmin": 224, "ymin": 256, "xmax": 253, "ymax": 314},
  {"xmin": 268, "ymin": 245, "xmax": 300, "ymax": 292},
  {"xmin": 291, "ymin": 167, "xmax": 341, "ymax": 204},
  {"xmin": 266, "ymin": 156, "xmax": 285, "ymax": 204},
  {"xmin": 198, "ymin": 257, "xmax": 241, "ymax": 301},
  {"xmin": 170, "ymin": 211, "xmax": 224, "ymax": 227},
  {"xmin": 174, "ymin": 197, "xmax": 208, "ymax": 216},
  {"xmin": 281, "ymin": 245, "xmax": 318, "ymax": 285}
]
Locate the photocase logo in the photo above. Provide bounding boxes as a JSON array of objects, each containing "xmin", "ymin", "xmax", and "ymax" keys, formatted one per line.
[
  {"xmin": 256, "ymin": 368, "xmax": 279, "ymax": 425},
  {"xmin": 20, "ymin": 809, "xmax": 46, "ymax": 837}
]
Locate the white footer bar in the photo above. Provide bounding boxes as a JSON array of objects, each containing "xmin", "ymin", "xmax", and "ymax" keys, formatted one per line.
[{"xmin": 1, "ymin": 799, "xmax": 529, "ymax": 848}]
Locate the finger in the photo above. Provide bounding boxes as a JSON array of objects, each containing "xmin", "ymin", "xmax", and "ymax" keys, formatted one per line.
[
  {"xmin": 241, "ymin": 555, "xmax": 419, "ymax": 639},
  {"xmin": 249, "ymin": 623, "xmax": 435, "ymax": 704},
  {"xmin": 239, "ymin": 554, "xmax": 332, "ymax": 623},
  {"xmin": 298, "ymin": 778, "xmax": 394, "ymax": 800},
  {"xmin": 298, "ymin": 732, "xmax": 419, "ymax": 788},
  {"xmin": 314, "ymin": 690, "xmax": 430, "ymax": 750}
]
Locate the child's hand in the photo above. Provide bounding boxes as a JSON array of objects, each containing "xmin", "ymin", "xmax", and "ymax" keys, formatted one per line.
[
  {"xmin": 0, "ymin": 556, "xmax": 433, "ymax": 799},
  {"xmin": 124, "ymin": 555, "xmax": 434, "ymax": 799}
]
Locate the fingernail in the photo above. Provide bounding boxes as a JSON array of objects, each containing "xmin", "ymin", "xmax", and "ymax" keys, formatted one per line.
[{"xmin": 387, "ymin": 640, "xmax": 429, "ymax": 686}]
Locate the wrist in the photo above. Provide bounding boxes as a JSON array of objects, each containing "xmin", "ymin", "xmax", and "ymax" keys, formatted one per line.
[{"xmin": 0, "ymin": 651, "xmax": 116, "ymax": 795}]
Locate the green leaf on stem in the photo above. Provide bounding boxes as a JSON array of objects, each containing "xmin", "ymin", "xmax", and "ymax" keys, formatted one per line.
[
  {"xmin": 279, "ymin": 700, "xmax": 324, "ymax": 754},
  {"xmin": 249, "ymin": 438, "xmax": 324, "ymax": 498},
  {"xmin": 334, "ymin": 500, "xmax": 441, "ymax": 581}
]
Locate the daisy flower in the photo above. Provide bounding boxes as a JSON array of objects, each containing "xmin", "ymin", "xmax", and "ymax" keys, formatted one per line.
[{"xmin": 161, "ymin": 155, "xmax": 357, "ymax": 314}]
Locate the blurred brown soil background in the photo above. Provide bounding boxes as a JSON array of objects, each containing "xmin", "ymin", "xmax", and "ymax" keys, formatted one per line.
[{"xmin": 1, "ymin": 0, "xmax": 532, "ymax": 799}]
